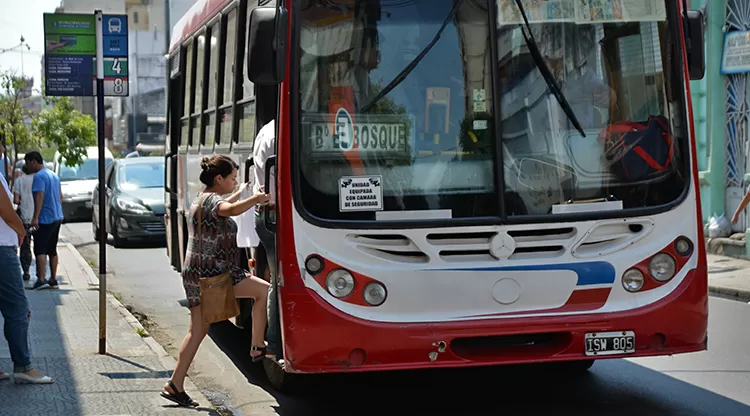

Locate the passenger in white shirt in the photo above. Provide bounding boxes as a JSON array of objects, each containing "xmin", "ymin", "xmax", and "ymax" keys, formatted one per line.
[
  {"xmin": 13, "ymin": 164, "xmax": 35, "ymax": 280},
  {"xmin": 0, "ymin": 174, "xmax": 52, "ymax": 384},
  {"xmin": 252, "ymin": 120, "xmax": 281, "ymax": 361}
]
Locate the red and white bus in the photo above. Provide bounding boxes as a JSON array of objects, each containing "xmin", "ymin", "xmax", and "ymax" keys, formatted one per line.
[{"xmin": 165, "ymin": 0, "xmax": 708, "ymax": 390}]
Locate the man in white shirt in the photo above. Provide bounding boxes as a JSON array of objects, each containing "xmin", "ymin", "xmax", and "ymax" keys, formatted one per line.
[
  {"xmin": 252, "ymin": 120, "xmax": 281, "ymax": 360},
  {"xmin": 0, "ymin": 173, "xmax": 52, "ymax": 384},
  {"xmin": 13, "ymin": 164, "xmax": 35, "ymax": 280}
]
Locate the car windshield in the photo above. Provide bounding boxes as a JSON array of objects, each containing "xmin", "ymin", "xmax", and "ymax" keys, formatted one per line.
[
  {"xmin": 118, "ymin": 161, "xmax": 164, "ymax": 189},
  {"xmin": 60, "ymin": 158, "xmax": 113, "ymax": 181},
  {"xmin": 296, "ymin": 0, "xmax": 688, "ymax": 221}
]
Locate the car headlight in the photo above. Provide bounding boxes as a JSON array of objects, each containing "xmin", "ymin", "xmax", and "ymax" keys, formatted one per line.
[
  {"xmin": 116, "ymin": 198, "xmax": 149, "ymax": 214},
  {"xmin": 325, "ymin": 269, "xmax": 355, "ymax": 298},
  {"xmin": 649, "ymin": 253, "xmax": 676, "ymax": 282}
]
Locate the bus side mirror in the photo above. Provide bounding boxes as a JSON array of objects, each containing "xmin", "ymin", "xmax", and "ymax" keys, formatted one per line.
[
  {"xmin": 247, "ymin": 6, "xmax": 288, "ymax": 85},
  {"xmin": 685, "ymin": 10, "xmax": 705, "ymax": 81}
]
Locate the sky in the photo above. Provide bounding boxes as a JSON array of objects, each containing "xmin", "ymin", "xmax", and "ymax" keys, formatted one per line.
[{"xmin": 0, "ymin": 0, "xmax": 62, "ymax": 95}]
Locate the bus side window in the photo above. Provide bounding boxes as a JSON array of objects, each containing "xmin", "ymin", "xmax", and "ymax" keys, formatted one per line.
[
  {"xmin": 219, "ymin": 9, "xmax": 238, "ymax": 145},
  {"xmin": 181, "ymin": 42, "xmax": 194, "ymax": 150},
  {"xmin": 237, "ymin": 1, "xmax": 258, "ymax": 147},
  {"xmin": 191, "ymin": 30, "xmax": 207, "ymax": 149},
  {"xmin": 204, "ymin": 20, "xmax": 221, "ymax": 148}
]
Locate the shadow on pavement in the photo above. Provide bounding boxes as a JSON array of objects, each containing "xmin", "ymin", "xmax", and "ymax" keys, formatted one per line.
[
  {"xmin": 107, "ymin": 236, "xmax": 166, "ymax": 250},
  {"xmin": 205, "ymin": 319, "xmax": 750, "ymax": 416}
]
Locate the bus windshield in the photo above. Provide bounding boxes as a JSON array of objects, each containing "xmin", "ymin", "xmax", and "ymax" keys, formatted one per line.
[{"xmin": 297, "ymin": 0, "xmax": 687, "ymax": 221}]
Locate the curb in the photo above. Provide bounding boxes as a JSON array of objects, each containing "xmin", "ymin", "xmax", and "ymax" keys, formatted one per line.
[
  {"xmin": 60, "ymin": 234, "xmax": 210, "ymax": 407},
  {"xmin": 709, "ymin": 285, "xmax": 750, "ymax": 302},
  {"xmin": 61, "ymin": 238, "xmax": 100, "ymax": 287}
]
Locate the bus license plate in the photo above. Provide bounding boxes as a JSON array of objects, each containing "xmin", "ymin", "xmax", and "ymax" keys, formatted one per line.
[{"xmin": 584, "ymin": 331, "xmax": 635, "ymax": 356}]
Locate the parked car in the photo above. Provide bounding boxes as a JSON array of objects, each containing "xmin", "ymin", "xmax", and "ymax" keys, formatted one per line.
[
  {"xmin": 92, "ymin": 157, "xmax": 165, "ymax": 246},
  {"xmin": 56, "ymin": 147, "xmax": 114, "ymax": 221}
]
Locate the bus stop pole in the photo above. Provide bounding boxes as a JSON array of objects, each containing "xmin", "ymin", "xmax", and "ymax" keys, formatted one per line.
[{"xmin": 94, "ymin": 9, "xmax": 107, "ymax": 355}]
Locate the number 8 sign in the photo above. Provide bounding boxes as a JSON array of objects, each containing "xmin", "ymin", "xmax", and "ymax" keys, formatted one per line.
[{"xmin": 113, "ymin": 78, "xmax": 124, "ymax": 94}]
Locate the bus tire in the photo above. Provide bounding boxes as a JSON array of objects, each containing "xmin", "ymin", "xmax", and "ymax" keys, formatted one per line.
[{"xmin": 263, "ymin": 359, "xmax": 299, "ymax": 392}]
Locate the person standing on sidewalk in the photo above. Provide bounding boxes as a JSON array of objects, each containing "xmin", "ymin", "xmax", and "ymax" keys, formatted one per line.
[
  {"xmin": 0, "ymin": 144, "xmax": 12, "ymax": 182},
  {"xmin": 0, "ymin": 171, "xmax": 53, "ymax": 384},
  {"xmin": 24, "ymin": 151, "xmax": 64, "ymax": 290},
  {"xmin": 252, "ymin": 120, "xmax": 281, "ymax": 362},
  {"xmin": 13, "ymin": 164, "xmax": 35, "ymax": 281}
]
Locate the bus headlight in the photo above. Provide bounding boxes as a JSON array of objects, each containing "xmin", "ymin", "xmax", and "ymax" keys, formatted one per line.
[
  {"xmin": 674, "ymin": 237, "xmax": 693, "ymax": 257},
  {"xmin": 305, "ymin": 255, "xmax": 324, "ymax": 275},
  {"xmin": 363, "ymin": 282, "xmax": 387, "ymax": 306},
  {"xmin": 326, "ymin": 269, "xmax": 355, "ymax": 298},
  {"xmin": 622, "ymin": 269, "xmax": 644, "ymax": 292},
  {"xmin": 649, "ymin": 253, "xmax": 676, "ymax": 282}
]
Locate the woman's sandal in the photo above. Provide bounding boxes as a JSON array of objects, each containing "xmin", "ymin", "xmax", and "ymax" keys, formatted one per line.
[
  {"xmin": 160, "ymin": 380, "xmax": 199, "ymax": 407},
  {"xmin": 250, "ymin": 345, "xmax": 268, "ymax": 363}
]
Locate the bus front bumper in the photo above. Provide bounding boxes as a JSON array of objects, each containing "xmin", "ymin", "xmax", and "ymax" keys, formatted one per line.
[{"xmin": 279, "ymin": 268, "xmax": 707, "ymax": 374}]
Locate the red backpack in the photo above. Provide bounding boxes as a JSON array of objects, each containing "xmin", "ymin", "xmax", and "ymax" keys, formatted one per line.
[{"xmin": 598, "ymin": 115, "xmax": 674, "ymax": 182}]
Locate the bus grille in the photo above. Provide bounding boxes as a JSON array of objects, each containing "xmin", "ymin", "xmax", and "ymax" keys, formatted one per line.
[{"xmin": 348, "ymin": 227, "xmax": 578, "ymax": 264}]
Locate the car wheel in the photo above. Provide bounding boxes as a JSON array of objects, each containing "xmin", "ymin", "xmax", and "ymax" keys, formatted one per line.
[
  {"xmin": 110, "ymin": 215, "xmax": 126, "ymax": 248},
  {"xmin": 92, "ymin": 215, "xmax": 100, "ymax": 242}
]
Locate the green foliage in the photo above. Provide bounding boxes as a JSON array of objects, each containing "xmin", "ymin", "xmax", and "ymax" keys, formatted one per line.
[
  {"xmin": 39, "ymin": 147, "xmax": 57, "ymax": 161},
  {"xmin": 0, "ymin": 73, "xmax": 38, "ymax": 170},
  {"xmin": 32, "ymin": 96, "xmax": 96, "ymax": 167}
]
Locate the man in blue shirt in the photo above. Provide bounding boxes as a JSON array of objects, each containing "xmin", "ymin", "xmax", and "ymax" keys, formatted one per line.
[{"xmin": 24, "ymin": 151, "xmax": 64, "ymax": 290}]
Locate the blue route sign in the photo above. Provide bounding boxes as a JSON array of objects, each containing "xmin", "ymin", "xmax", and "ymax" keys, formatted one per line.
[{"xmin": 43, "ymin": 13, "xmax": 129, "ymax": 97}]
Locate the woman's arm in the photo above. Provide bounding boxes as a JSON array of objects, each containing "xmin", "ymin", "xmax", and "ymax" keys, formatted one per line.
[
  {"xmin": 0, "ymin": 184, "xmax": 25, "ymax": 242},
  {"xmin": 216, "ymin": 190, "xmax": 269, "ymax": 218},
  {"xmin": 224, "ymin": 183, "xmax": 247, "ymax": 203}
]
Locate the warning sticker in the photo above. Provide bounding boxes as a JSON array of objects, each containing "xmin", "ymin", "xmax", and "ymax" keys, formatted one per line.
[{"xmin": 339, "ymin": 175, "xmax": 383, "ymax": 212}]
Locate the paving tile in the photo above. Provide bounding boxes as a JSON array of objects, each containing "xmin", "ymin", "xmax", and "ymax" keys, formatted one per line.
[{"xmin": 0, "ymin": 245, "xmax": 213, "ymax": 415}]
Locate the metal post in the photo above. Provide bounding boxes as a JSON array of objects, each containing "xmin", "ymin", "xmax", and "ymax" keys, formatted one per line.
[{"xmin": 95, "ymin": 9, "xmax": 107, "ymax": 355}]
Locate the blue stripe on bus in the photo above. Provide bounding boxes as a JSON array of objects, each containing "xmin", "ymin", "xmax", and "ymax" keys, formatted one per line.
[{"xmin": 432, "ymin": 261, "xmax": 616, "ymax": 286}]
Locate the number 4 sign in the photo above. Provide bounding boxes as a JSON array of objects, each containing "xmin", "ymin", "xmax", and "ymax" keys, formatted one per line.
[{"xmin": 98, "ymin": 14, "xmax": 129, "ymax": 97}]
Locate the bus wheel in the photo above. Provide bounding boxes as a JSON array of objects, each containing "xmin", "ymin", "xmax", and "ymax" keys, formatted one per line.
[{"xmin": 263, "ymin": 358, "xmax": 299, "ymax": 392}]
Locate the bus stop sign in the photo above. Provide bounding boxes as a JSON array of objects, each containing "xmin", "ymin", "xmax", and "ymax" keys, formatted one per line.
[{"xmin": 43, "ymin": 13, "xmax": 129, "ymax": 97}]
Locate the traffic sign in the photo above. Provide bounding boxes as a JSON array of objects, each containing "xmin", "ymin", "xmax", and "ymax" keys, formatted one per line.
[{"xmin": 44, "ymin": 13, "xmax": 129, "ymax": 97}]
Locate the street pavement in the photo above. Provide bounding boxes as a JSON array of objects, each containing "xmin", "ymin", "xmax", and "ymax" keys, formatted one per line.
[
  {"xmin": 0, "ymin": 238, "xmax": 215, "ymax": 416},
  {"xmin": 62, "ymin": 221, "xmax": 750, "ymax": 416}
]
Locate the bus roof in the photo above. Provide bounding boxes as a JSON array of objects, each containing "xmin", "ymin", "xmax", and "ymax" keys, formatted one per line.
[{"xmin": 170, "ymin": 0, "xmax": 233, "ymax": 52}]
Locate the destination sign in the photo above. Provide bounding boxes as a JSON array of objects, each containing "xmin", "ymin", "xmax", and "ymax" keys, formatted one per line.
[{"xmin": 303, "ymin": 113, "xmax": 414, "ymax": 156}]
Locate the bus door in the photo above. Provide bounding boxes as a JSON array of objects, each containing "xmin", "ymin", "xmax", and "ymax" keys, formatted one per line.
[{"xmin": 166, "ymin": 71, "xmax": 182, "ymax": 271}]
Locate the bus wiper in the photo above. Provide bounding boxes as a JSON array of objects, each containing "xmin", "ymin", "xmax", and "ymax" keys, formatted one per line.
[
  {"xmin": 360, "ymin": 0, "xmax": 466, "ymax": 113},
  {"xmin": 513, "ymin": 0, "xmax": 586, "ymax": 137}
]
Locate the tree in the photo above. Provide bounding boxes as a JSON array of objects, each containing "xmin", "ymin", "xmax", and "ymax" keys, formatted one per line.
[
  {"xmin": 33, "ymin": 96, "xmax": 96, "ymax": 167},
  {"xmin": 0, "ymin": 72, "xmax": 37, "ymax": 182}
]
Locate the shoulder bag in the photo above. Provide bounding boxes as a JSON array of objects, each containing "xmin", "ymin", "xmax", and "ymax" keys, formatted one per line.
[{"xmin": 197, "ymin": 194, "xmax": 241, "ymax": 324}]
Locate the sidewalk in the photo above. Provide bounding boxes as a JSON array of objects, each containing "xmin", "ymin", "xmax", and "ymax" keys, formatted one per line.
[
  {"xmin": 708, "ymin": 253, "xmax": 750, "ymax": 301},
  {"xmin": 0, "ymin": 238, "xmax": 216, "ymax": 416}
]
